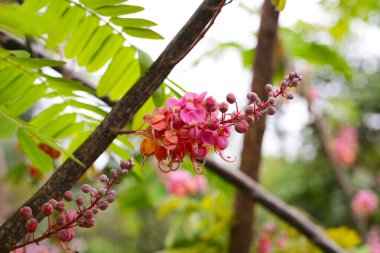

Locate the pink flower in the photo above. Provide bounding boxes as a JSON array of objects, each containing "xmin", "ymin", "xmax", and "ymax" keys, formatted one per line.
[
  {"xmin": 257, "ymin": 236, "xmax": 272, "ymax": 253},
  {"xmin": 165, "ymin": 170, "xmax": 207, "ymax": 196},
  {"xmin": 332, "ymin": 126, "xmax": 358, "ymax": 166},
  {"xmin": 368, "ymin": 227, "xmax": 380, "ymax": 253},
  {"xmin": 351, "ymin": 190, "xmax": 378, "ymax": 217}
]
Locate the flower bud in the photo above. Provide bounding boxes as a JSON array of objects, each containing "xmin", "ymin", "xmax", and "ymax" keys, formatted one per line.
[
  {"xmin": 92, "ymin": 208, "xmax": 100, "ymax": 215},
  {"xmin": 265, "ymin": 84, "xmax": 273, "ymax": 93},
  {"xmin": 57, "ymin": 229, "xmax": 75, "ymax": 242},
  {"xmin": 26, "ymin": 218, "xmax": 38, "ymax": 233},
  {"xmin": 268, "ymin": 97, "xmax": 276, "ymax": 105},
  {"xmin": 106, "ymin": 194, "xmax": 116, "ymax": 203},
  {"xmin": 99, "ymin": 174, "xmax": 108, "ymax": 183},
  {"xmin": 291, "ymin": 78, "xmax": 299, "ymax": 87},
  {"xmin": 56, "ymin": 201, "xmax": 65, "ymax": 212},
  {"xmin": 48, "ymin": 199, "xmax": 58, "ymax": 209},
  {"xmin": 234, "ymin": 120, "xmax": 249, "ymax": 133},
  {"xmin": 90, "ymin": 188, "xmax": 98, "ymax": 197},
  {"xmin": 219, "ymin": 102, "xmax": 229, "ymax": 113},
  {"xmin": 41, "ymin": 203, "xmax": 54, "ymax": 216},
  {"xmin": 281, "ymin": 80, "xmax": 287, "ymax": 89},
  {"xmin": 19, "ymin": 206, "xmax": 33, "ymax": 219},
  {"xmin": 244, "ymin": 105, "xmax": 255, "ymax": 115},
  {"xmin": 206, "ymin": 116, "xmax": 220, "ymax": 130},
  {"xmin": 98, "ymin": 188, "xmax": 108, "ymax": 196},
  {"xmin": 83, "ymin": 209, "xmax": 94, "ymax": 220},
  {"xmin": 111, "ymin": 169, "xmax": 118, "ymax": 178},
  {"xmin": 247, "ymin": 92, "xmax": 258, "ymax": 102},
  {"xmin": 81, "ymin": 184, "xmax": 91, "ymax": 193},
  {"xmin": 82, "ymin": 218, "xmax": 95, "ymax": 228},
  {"xmin": 76, "ymin": 196, "xmax": 84, "ymax": 206},
  {"xmin": 286, "ymin": 93, "xmax": 294, "ymax": 100},
  {"xmin": 121, "ymin": 169, "xmax": 129, "ymax": 175},
  {"xmin": 244, "ymin": 115, "xmax": 255, "ymax": 124},
  {"xmin": 56, "ymin": 214, "xmax": 66, "ymax": 226},
  {"xmin": 205, "ymin": 96, "xmax": 218, "ymax": 112},
  {"xmin": 107, "ymin": 190, "xmax": 116, "ymax": 197},
  {"xmin": 97, "ymin": 201, "xmax": 108, "ymax": 211},
  {"xmin": 226, "ymin": 93, "xmax": 236, "ymax": 104},
  {"xmin": 63, "ymin": 191, "xmax": 74, "ymax": 202},
  {"xmin": 267, "ymin": 106, "xmax": 277, "ymax": 115}
]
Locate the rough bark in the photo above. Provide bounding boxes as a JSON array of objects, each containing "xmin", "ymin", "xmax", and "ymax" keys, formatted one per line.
[
  {"xmin": 228, "ymin": 1, "xmax": 279, "ymax": 252},
  {"xmin": 206, "ymin": 161, "xmax": 346, "ymax": 253},
  {"xmin": 0, "ymin": 0, "xmax": 226, "ymax": 250}
]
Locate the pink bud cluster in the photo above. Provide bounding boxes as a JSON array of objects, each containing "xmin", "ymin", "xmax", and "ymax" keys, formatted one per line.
[
  {"xmin": 138, "ymin": 72, "xmax": 302, "ymax": 174},
  {"xmin": 14, "ymin": 159, "xmax": 134, "ymax": 252}
]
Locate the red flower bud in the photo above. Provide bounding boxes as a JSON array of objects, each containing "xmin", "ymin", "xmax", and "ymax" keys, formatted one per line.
[
  {"xmin": 63, "ymin": 191, "xmax": 74, "ymax": 202},
  {"xmin": 56, "ymin": 201, "xmax": 65, "ymax": 212},
  {"xmin": 48, "ymin": 199, "xmax": 58, "ymax": 208},
  {"xmin": 226, "ymin": 93, "xmax": 236, "ymax": 104},
  {"xmin": 265, "ymin": 84, "xmax": 273, "ymax": 93},
  {"xmin": 247, "ymin": 92, "xmax": 258, "ymax": 102},
  {"xmin": 205, "ymin": 96, "xmax": 218, "ymax": 112},
  {"xmin": 219, "ymin": 102, "xmax": 229, "ymax": 113},
  {"xmin": 97, "ymin": 201, "xmax": 108, "ymax": 210},
  {"xmin": 56, "ymin": 214, "xmax": 66, "ymax": 226},
  {"xmin": 19, "ymin": 206, "xmax": 33, "ymax": 219},
  {"xmin": 267, "ymin": 106, "xmax": 277, "ymax": 115},
  {"xmin": 206, "ymin": 116, "xmax": 220, "ymax": 130},
  {"xmin": 76, "ymin": 196, "xmax": 84, "ymax": 206},
  {"xmin": 83, "ymin": 209, "xmax": 94, "ymax": 220},
  {"xmin": 41, "ymin": 203, "xmax": 54, "ymax": 216},
  {"xmin": 81, "ymin": 184, "xmax": 91, "ymax": 193},
  {"xmin": 234, "ymin": 120, "xmax": 249, "ymax": 133},
  {"xmin": 26, "ymin": 218, "xmax": 38, "ymax": 233},
  {"xmin": 57, "ymin": 228, "xmax": 75, "ymax": 242},
  {"xmin": 99, "ymin": 174, "xmax": 108, "ymax": 183},
  {"xmin": 245, "ymin": 105, "xmax": 255, "ymax": 115}
]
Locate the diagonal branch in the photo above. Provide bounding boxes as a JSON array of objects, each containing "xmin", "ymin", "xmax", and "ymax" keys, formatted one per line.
[
  {"xmin": 206, "ymin": 161, "xmax": 346, "ymax": 253},
  {"xmin": 0, "ymin": 0, "xmax": 227, "ymax": 250}
]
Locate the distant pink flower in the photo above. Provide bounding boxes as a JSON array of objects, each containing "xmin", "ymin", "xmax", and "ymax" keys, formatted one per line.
[
  {"xmin": 166, "ymin": 170, "xmax": 207, "ymax": 196},
  {"xmin": 351, "ymin": 190, "xmax": 378, "ymax": 217},
  {"xmin": 278, "ymin": 232, "xmax": 287, "ymax": 249},
  {"xmin": 332, "ymin": 126, "xmax": 358, "ymax": 166},
  {"xmin": 10, "ymin": 243, "xmax": 59, "ymax": 253},
  {"xmin": 368, "ymin": 227, "xmax": 380, "ymax": 253},
  {"xmin": 257, "ymin": 236, "xmax": 272, "ymax": 253}
]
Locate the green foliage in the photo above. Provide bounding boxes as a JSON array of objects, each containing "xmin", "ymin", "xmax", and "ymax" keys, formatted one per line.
[{"xmin": 271, "ymin": 0, "xmax": 286, "ymax": 11}]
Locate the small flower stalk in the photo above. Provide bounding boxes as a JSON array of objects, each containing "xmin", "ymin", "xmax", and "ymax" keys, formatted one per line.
[
  {"xmin": 137, "ymin": 72, "xmax": 302, "ymax": 174},
  {"xmin": 11, "ymin": 159, "xmax": 134, "ymax": 252}
]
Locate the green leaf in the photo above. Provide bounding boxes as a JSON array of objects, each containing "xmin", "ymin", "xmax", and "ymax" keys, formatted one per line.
[
  {"xmin": 65, "ymin": 15, "xmax": 99, "ymax": 59},
  {"xmin": 95, "ymin": 5, "xmax": 144, "ymax": 16},
  {"xmin": 11, "ymin": 58, "xmax": 66, "ymax": 69},
  {"xmin": 153, "ymin": 84, "xmax": 166, "ymax": 107},
  {"xmin": 44, "ymin": 75, "xmax": 95, "ymax": 95},
  {"xmin": 123, "ymin": 28, "xmax": 164, "ymax": 40},
  {"xmin": 109, "ymin": 59, "xmax": 140, "ymax": 101},
  {"xmin": 80, "ymin": 0, "xmax": 126, "ymax": 9},
  {"xmin": 17, "ymin": 129, "xmax": 54, "ymax": 173},
  {"xmin": 30, "ymin": 103, "xmax": 67, "ymax": 128},
  {"xmin": 0, "ymin": 112, "xmax": 18, "ymax": 139},
  {"xmin": 54, "ymin": 122, "xmax": 86, "ymax": 139},
  {"xmin": 44, "ymin": 113, "xmax": 77, "ymax": 138},
  {"xmin": 110, "ymin": 18, "xmax": 157, "ymax": 28},
  {"xmin": 97, "ymin": 46, "xmax": 136, "ymax": 97},
  {"xmin": 11, "ymin": 50, "xmax": 30, "ymax": 58},
  {"xmin": 271, "ymin": 0, "xmax": 286, "ymax": 11},
  {"xmin": 136, "ymin": 47, "xmax": 153, "ymax": 74},
  {"xmin": 68, "ymin": 99, "xmax": 108, "ymax": 117}
]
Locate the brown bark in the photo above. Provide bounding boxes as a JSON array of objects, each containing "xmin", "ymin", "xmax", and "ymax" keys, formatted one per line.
[
  {"xmin": 206, "ymin": 161, "xmax": 346, "ymax": 253},
  {"xmin": 228, "ymin": 1, "xmax": 279, "ymax": 252},
  {"xmin": 0, "ymin": 0, "xmax": 227, "ymax": 250}
]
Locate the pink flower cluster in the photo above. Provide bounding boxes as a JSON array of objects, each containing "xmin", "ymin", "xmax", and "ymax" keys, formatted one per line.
[
  {"xmin": 12, "ymin": 159, "xmax": 134, "ymax": 252},
  {"xmin": 332, "ymin": 126, "xmax": 359, "ymax": 166},
  {"xmin": 138, "ymin": 72, "xmax": 302, "ymax": 174},
  {"xmin": 351, "ymin": 190, "xmax": 378, "ymax": 217},
  {"xmin": 368, "ymin": 227, "xmax": 380, "ymax": 253},
  {"xmin": 165, "ymin": 170, "xmax": 207, "ymax": 196}
]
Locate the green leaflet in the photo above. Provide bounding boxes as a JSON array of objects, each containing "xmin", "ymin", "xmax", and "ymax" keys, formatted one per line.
[
  {"xmin": 95, "ymin": 5, "xmax": 144, "ymax": 16},
  {"xmin": 80, "ymin": 0, "xmax": 126, "ymax": 9},
  {"xmin": 17, "ymin": 129, "xmax": 54, "ymax": 173},
  {"xmin": 123, "ymin": 28, "xmax": 164, "ymax": 40},
  {"xmin": 110, "ymin": 18, "xmax": 157, "ymax": 28},
  {"xmin": 271, "ymin": 0, "xmax": 286, "ymax": 11},
  {"xmin": 0, "ymin": 113, "xmax": 18, "ymax": 139}
]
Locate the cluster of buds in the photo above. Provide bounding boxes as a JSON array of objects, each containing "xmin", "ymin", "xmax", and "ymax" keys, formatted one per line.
[
  {"xmin": 137, "ymin": 72, "xmax": 302, "ymax": 174},
  {"xmin": 12, "ymin": 159, "xmax": 134, "ymax": 252}
]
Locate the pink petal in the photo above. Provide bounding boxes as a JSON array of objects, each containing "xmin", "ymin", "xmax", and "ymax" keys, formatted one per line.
[{"xmin": 215, "ymin": 136, "xmax": 228, "ymax": 150}]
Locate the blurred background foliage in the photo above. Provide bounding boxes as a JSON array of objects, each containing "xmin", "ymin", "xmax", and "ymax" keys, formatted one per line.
[{"xmin": 1, "ymin": 0, "xmax": 380, "ymax": 252}]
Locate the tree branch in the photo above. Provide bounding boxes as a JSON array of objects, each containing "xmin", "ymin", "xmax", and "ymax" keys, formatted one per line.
[
  {"xmin": 206, "ymin": 161, "xmax": 346, "ymax": 253},
  {"xmin": 0, "ymin": 0, "xmax": 227, "ymax": 250},
  {"xmin": 228, "ymin": 0, "xmax": 279, "ymax": 252}
]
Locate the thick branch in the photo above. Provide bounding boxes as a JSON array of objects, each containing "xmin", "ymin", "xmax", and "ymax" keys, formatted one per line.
[
  {"xmin": 228, "ymin": 0, "xmax": 279, "ymax": 252},
  {"xmin": 206, "ymin": 161, "xmax": 346, "ymax": 253},
  {"xmin": 0, "ymin": 0, "xmax": 226, "ymax": 250}
]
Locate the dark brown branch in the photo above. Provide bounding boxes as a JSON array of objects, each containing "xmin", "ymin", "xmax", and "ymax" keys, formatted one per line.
[
  {"xmin": 206, "ymin": 161, "xmax": 346, "ymax": 253},
  {"xmin": 0, "ymin": 0, "xmax": 227, "ymax": 250},
  {"xmin": 228, "ymin": 1, "xmax": 279, "ymax": 252}
]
